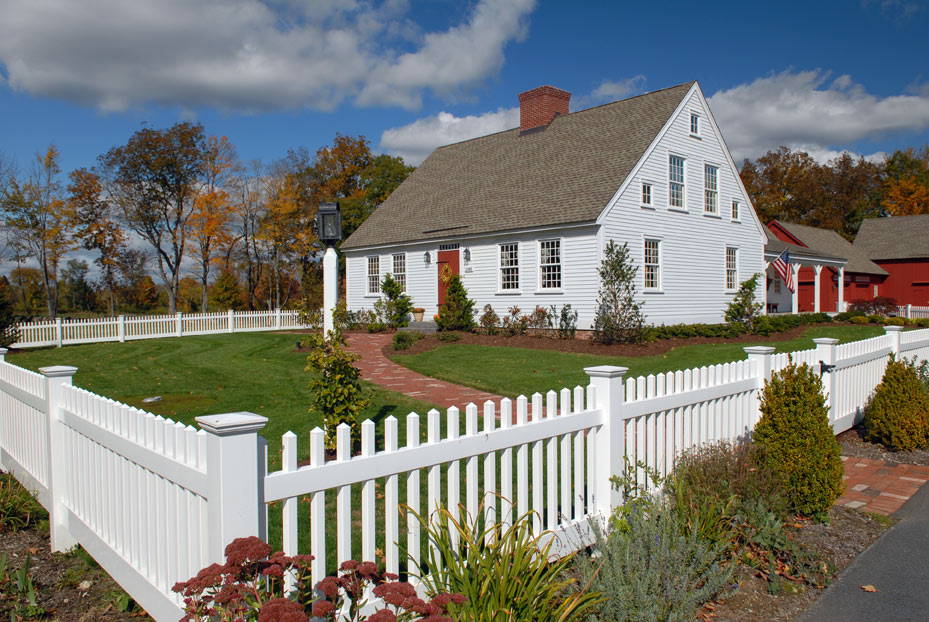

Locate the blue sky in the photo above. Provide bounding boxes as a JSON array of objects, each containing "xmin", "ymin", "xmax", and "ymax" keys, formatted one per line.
[{"xmin": 2, "ymin": 0, "xmax": 929, "ymax": 175}]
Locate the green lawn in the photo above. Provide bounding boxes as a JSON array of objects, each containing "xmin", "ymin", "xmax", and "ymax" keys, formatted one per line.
[
  {"xmin": 390, "ymin": 325, "xmax": 886, "ymax": 399},
  {"xmin": 7, "ymin": 332, "xmax": 439, "ymax": 468}
]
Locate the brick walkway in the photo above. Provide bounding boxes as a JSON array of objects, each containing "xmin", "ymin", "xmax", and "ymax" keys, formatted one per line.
[
  {"xmin": 345, "ymin": 333, "xmax": 507, "ymax": 411},
  {"xmin": 838, "ymin": 456, "xmax": 929, "ymax": 515}
]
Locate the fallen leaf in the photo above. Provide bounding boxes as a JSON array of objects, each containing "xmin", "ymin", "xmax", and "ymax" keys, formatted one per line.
[
  {"xmin": 861, "ymin": 584, "xmax": 877, "ymax": 592},
  {"xmin": 28, "ymin": 547, "xmax": 39, "ymax": 555}
]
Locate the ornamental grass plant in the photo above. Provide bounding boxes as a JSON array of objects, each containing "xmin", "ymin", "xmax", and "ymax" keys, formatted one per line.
[{"xmin": 409, "ymin": 501, "xmax": 601, "ymax": 622}]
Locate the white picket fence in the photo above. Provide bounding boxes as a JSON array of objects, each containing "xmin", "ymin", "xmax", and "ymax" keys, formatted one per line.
[
  {"xmin": 1, "ymin": 326, "xmax": 928, "ymax": 621},
  {"xmin": 898, "ymin": 304, "xmax": 929, "ymax": 320},
  {"xmin": 11, "ymin": 309, "xmax": 308, "ymax": 348}
]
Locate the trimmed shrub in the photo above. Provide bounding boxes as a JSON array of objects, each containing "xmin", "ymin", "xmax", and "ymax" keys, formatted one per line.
[
  {"xmin": 884, "ymin": 316, "xmax": 905, "ymax": 326},
  {"xmin": 864, "ymin": 355, "xmax": 929, "ymax": 451},
  {"xmin": 373, "ymin": 273, "xmax": 413, "ymax": 329},
  {"xmin": 752, "ymin": 362, "xmax": 844, "ymax": 517},
  {"xmin": 435, "ymin": 275, "xmax": 475, "ymax": 332},
  {"xmin": 850, "ymin": 315, "xmax": 871, "ymax": 325},
  {"xmin": 868, "ymin": 313, "xmax": 886, "ymax": 324},
  {"xmin": 392, "ymin": 331, "xmax": 419, "ymax": 351},
  {"xmin": 835, "ymin": 310, "xmax": 865, "ymax": 322}
]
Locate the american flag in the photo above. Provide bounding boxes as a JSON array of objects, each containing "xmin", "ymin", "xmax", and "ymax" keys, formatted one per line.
[{"xmin": 772, "ymin": 249, "xmax": 794, "ymax": 293}]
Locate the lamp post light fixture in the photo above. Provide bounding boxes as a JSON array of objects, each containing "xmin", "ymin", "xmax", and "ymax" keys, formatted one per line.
[{"xmin": 316, "ymin": 202, "xmax": 343, "ymax": 337}]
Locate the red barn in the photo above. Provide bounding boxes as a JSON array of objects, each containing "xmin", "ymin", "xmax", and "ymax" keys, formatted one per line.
[
  {"xmin": 766, "ymin": 221, "xmax": 886, "ymax": 312},
  {"xmin": 855, "ymin": 215, "xmax": 929, "ymax": 307}
]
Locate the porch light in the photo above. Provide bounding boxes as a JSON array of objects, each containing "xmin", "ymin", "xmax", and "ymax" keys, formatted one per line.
[
  {"xmin": 424, "ymin": 251, "xmax": 431, "ymax": 265},
  {"xmin": 316, "ymin": 202, "xmax": 342, "ymax": 247}
]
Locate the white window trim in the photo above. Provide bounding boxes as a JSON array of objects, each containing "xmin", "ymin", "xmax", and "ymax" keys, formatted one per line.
[
  {"xmin": 668, "ymin": 153, "xmax": 687, "ymax": 212},
  {"xmin": 392, "ymin": 253, "xmax": 407, "ymax": 292},
  {"xmin": 538, "ymin": 238, "xmax": 564, "ymax": 292},
  {"xmin": 689, "ymin": 111, "xmax": 702, "ymax": 138},
  {"xmin": 643, "ymin": 236, "xmax": 662, "ymax": 293},
  {"xmin": 703, "ymin": 163, "xmax": 719, "ymax": 216},
  {"xmin": 731, "ymin": 198, "xmax": 741, "ymax": 222},
  {"xmin": 640, "ymin": 181, "xmax": 654, "ymax": 209},
  {"xmin": 497, "ymin": 241, "xmax": 521, "ymax": 294},
  {"xmin": 366, "ymin": 255, "xmax": 381, "ymax": 296},
  {"xmin": 725, "ymin": 246, "xmax": 739, "ymax": 292}
]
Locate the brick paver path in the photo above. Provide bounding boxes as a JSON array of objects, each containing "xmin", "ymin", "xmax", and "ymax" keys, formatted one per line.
[
  {"xmin": 838, "ymin": 456, "xmax": 929, "ymax": 515},
  {"xmin": 345, "ymin": 333, "xmax": 507, "ymax": 411}
]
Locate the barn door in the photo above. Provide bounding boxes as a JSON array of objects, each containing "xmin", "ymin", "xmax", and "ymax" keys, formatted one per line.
[{"xmin": 437, "ymin": 249, "xmax": 460, "ymax": 307}]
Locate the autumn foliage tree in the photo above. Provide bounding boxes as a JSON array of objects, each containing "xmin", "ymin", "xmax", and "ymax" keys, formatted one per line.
[
  {"xmin": 0, "ymin": 146, "xmax": 73, "ymax": 317},
  {"xmin": 880, "ymin": 146, "xmax": 929, "ymax": 216},
  {"xmin": 100, "ymin": 122, "xmax": 207, "ymax": 313}
]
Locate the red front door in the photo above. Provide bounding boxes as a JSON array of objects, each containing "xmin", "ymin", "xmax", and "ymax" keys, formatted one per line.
[{"xmin": 437, "ymin": 249, "xmax": 460, "ymax": 307}]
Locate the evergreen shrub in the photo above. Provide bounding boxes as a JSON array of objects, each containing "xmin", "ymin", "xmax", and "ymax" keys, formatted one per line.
[
  {"xmin": 883, "ymin": 316, "xmax": 905, "ymax": 326},
  {"xmin": 592, "ymin": 240, "xmax": 645, "ymax": 344},
  {"xmin": 373, "ymin": 273, "xmax": 413, "ymax": 329},
  {"xmin": 752, "ymin": 362, "xmax": 844, "ymax": 517},
  {"xmin": 725, "ymin": 273, "xmax": 763, "ymax": 328},
  {"xmin": 304, "ymin": 330, "xmax": 369, "ymax": 449},
  {"xmin": 435, "ymin": 275, "xmax": 475, "ymax": 331},
  {"xmin": 864, "ymin": 355, "xmax": 929, "ymax": 451},
  {"xmin": 849, "ymin": 316, "xmax": 871, "ymax": 325}
]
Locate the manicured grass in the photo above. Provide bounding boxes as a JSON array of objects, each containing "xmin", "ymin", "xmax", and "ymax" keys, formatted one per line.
[
  {"xmin": 391, "ymin": 325, "xmax": 886, "ymax": 399},
  {"xmin": 8, "ymin": 332, "xmax": 439, "ymax": 468}
]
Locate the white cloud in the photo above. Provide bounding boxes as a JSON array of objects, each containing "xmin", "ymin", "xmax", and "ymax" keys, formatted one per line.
[
  {"xmin": 380, "ymin": 108, "xmax": 519, "ymax": 165},
  {"xmin": 573, "ymin": 75, "xmax": 646, "ymax": 110},
  {"xmin": 708, "ymin": 69, "xmax": 929, "ymax": 163},
  {"xmin": 0, "ymin": 0, "xmax": 536, "ymax": 113}
]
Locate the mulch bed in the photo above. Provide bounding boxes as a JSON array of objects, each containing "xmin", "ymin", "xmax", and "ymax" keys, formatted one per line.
[
  {"xmin": 0, "ymin": 527, "xmax": 151, "ymax": 622},
  {"xmin": 386, "ymin": 324, "xmax": 829, "ymax": 358},
  {"xmin": 837, "ymin": 425, "xmax": 929, "ymax": 466},
  {"xmin": 707, "ymin": 506, "xmax": 890, "ymax": 622}
]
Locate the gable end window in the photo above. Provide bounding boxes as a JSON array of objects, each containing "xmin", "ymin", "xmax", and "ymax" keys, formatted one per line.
[
  {"xmin": 539, "ymin": 239, "xmax": 562, "ymax": 289},
  {"xmin": 773, "ymin": 277, "xmax": 781, "ymax": 294},
  {"xmin": 641, "ymin": 182, "xmax": 652, "ymax": 206},
  {"xmin": 704, "ymin": 164, "xmax": 718, "ymax": 214},
  {"xmin": 669, "ymin": 155, "xmax": 685, "ymax": 209},
  {"xmin": 725, "ymin": 247, "xmax": 738, "ymax": 291},
  {"xmin": 392, "ymin": 253, "xmax": 406, "ymax": 291},
  {"xmin": 499, "ymin": 243, "xmax": 519, "ymax": 290},
  {"xmin": 367, "ymin": 256, "xmax": 380, "ymax": 294},
  {"xmin": 644, "ymin": 239, "xmax": 661, "ymax": 290},
  {"xmin": 690, "ymin": 113, "xmax": 700, "ymax": 136},
  {"xmin": 731, "ymin": 199, "xmax": 740, "ymax": 221}
]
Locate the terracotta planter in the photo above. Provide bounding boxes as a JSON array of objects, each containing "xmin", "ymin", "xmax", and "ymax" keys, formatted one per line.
[{"xmin": 413, "ymin": 310, "xmax": 425, "ymax": 322}]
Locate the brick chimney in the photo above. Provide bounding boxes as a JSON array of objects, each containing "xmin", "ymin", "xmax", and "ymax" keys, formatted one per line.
[{"xmin": 518, "ymin": 85, "xmax": 571, "ymax": 131}]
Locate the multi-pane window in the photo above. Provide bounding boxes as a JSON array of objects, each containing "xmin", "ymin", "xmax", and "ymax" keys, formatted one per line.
[
  {"xmin": 704, "ymin": 164, "xmax": 718, "ymax": 214},
  {"xmin": 539, "ymin": 239, "xmax": 562, "ymax": 289},
  {"xmin": 726, "ymin": 247, "xmax": 738, "ymax": 291},
  {"xmin": 641, "ymin": 182, "xmax": 652, "ymax": 206},
  {"xmin": 690, "ymin": 113, "xmax": 700, "ymax": 135},
  {"xmin": 669, "ymin": 155, "xmax": 685, "ymax": 208},
  {"xmin": 731, "ymin": 199, "xmax": 740, "ymax": 220},
  {"xmin": 499, "ymin": 243, "xmax": 519, "ymax": 290},
  {"xmin": 392, "ymin": 254, "xmax": 406, "ymax": 291},
  {"xmin": 367, "ymin": 256, "xmax": 380, "ymax": 294},
  {"xmin": 644, "ymin": 239, "xmax": 660, "ymax": 289},
  {"xmin": 773, "ymin": 278, "xmax": 781, "ymax": 294}
]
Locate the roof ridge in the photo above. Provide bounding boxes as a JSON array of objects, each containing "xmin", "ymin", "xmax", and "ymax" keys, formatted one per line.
[{"xmin": 433, "ymin": 80, "xmax": 696, "ymax": 152}]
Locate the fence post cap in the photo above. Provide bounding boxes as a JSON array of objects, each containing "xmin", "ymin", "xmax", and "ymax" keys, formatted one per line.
[
  {"xmin": 743, "ymin": 346, "xmax": 775, "ymax": 355},
  {"xmin": 584, "ymin": 365, "xmax": 628, "ymax": 378},
  {"xmin": 883, "ymin": 325, "xmax": 904, "ymax": 333},
  {"xmin": 39, "ymin": 365, "xmax": 78, "ymax": 378},
  {"xmin": 812, "ymin": 338, "xmax": 840, "ymax": 346},
  {"xmin": 196, "ymin": 412, "xmax": 268, "ymax": 436},
  {"xmin": 0, "ymin": 347, "xmax": 7, "ymax": 355}
]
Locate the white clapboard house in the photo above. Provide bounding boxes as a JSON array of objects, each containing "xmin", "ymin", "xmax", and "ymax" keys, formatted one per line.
[{"xmin": 341, "ymin": 82, "xmax": 767, "ymax": 328}]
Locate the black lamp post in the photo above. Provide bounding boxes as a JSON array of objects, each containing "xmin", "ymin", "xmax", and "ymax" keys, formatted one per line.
[{"xmin": 316, "ymin": 201, "xmax": 342, "ymax": 246}]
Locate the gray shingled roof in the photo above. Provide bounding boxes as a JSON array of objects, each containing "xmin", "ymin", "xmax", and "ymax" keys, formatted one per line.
[
  {"xmin": 763, "ymin": 228, "xmax": 845, "ymax": 263},
  {"xmin": 774, "ymin": 221, "xmax": 887, "ymax": 275},
  {"xmin": 342, "ymin": 82, "xmax": 695, "ymax": 250},
  {"xmin": 854, "ymin": 215, "xmax": 929, "ymax": 260}
]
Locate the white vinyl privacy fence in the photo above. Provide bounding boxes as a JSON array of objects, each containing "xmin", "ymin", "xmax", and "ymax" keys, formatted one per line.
[
  {"xmin": 12, "ymin": 309, "xmax": 307, "ymax": 348},
  {"xmin": 0, "ymin": 325, "xmax": 927, "ymax": 621}
]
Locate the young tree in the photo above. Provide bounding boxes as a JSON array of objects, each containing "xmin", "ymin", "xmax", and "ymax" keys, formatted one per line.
[
  {"xmin": 592, "ymin": 240, "xmax": 645, "ymax": 344},
  {"xmin": 100, "ymin": 122, "xmax": 208, "ymax": 313},
  {"xmin": 259, "ymin": 171, "xmax": 303, "ymax": 309},
  {"xmin": 231, "ymin": 161, "xmax": 267, "ymax": 310},
  {"xmin": 60, "ymin": 259, "xmax": 95, "ymax": 312},
  {"xmin": 374, "ymin": 273, "xmax": 414, "ymax": 328},
  {"xmin": 67, "ymin": 167, "xmax": 126, "ymax": 315},
  {"xmin": 0, "ymin": 146, "xmax": 74, "ymax": 317},
  {"xmin": 725, "ymin": 273, "xmax": 763, "ymax": 330},
  {"xmin": 188, "ymin": 135, "xmax": 239, "ymax": 312},
  {"xmin": 435, "ymin": 275, "xmax": 475, "ymax": 331}
]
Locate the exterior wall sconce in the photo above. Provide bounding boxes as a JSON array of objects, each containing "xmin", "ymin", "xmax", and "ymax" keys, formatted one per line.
[
  {"xmin": 424, "ymin": 251, "xmax": 431, "ymax": 265},
  {"xmin": 463, "ymin": 248, "xmax": 471, "ymax": 262}
]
